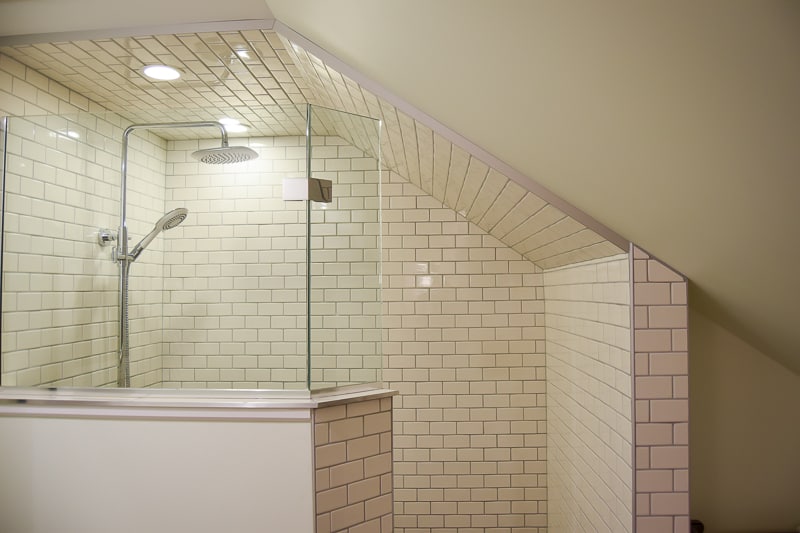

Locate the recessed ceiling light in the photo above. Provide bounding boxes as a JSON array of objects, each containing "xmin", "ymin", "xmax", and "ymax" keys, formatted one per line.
[
  {"xmin": 219, "ymin": 117, "xmax": 249, "ymax": 133},
  {"xmin": 142, "ymin": 64, "xmax": 181, "ymax": 81}
]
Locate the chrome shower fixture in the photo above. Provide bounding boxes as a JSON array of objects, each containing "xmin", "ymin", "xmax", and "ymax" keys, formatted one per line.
[
  {"xmin": 116, "ymin": 118, "xmax": 256, "ymax": 388},
  {"xmin": 128, "ymin": 208, "xmax": 188, "ymax": 261},
  {"xmin": 191, "ymin": 145, "xmax": 258, "ymax": 164}
]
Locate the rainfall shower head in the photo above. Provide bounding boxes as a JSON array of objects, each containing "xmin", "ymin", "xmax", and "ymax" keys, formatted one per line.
[
  {"xmin": 191, "ymin": 145, "xmax": 258, "ymax": 164},
  {"xmin": 129, "ymin": 208, "xmax": 188, "ymax": 261}
]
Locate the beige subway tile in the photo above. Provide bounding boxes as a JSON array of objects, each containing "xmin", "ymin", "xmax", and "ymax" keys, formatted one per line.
[
  {"xmin": 348, "ymin": 476, "xmax": 381, "ymax": 505},
  {"xmin": 648, "ymin": 305, "xmax": 687, "ymax": 329},
  {"xmin": 330, "ymin": 459, "xmax": 365, "ymax": 488},
  {"xmin": 635, "ymin": 329, "xmax": 672, "ymax": 352},
  {"xmin": 671, "ymin": 282, "xmax": 688, "ymax": 304},
  {"xmin": 364, "ymin": 411, "xmax": 392, "ymax": 435},
  {"xmin": 365, "ymin": 493, "xmax": 393, "ymax": 520},
  {"xmin": 673, "ymin": 376, "xmax": 689, "ymax": 398},
  {"xmin": 331, "ymin": 502, "xmax": 365, "ymax": 531},
  {"xmin": 672, "ymin": 329, "xmax": 688, "ymax": 351},
  {"xmin": 636, "ymin": 376, "xmax": 673, "ymax": 399},
  {"xmin": 349, "ymin": 517, "xmax": 381, "ymax": 533},
  {"xmin": 673, "ymin": 422, "xmax": 689, "ymax": 445},
  {"xmin": 635, "ymin": 283, "xmax": 672, "ymax": 305},
  {"xmin": 637, "ymin": 492, "xmax": 651, "ymax": 515},
  {"xmin": 347, "ymin": 434, "xmax": 381, "ymax": 460},
  {"xmin": 316, "ymin": 485, "xmax": 348, "ymax": 514},
  {"xmin": 650, "ymin": 399, "xmax": 688, "ymax": 423},
  {"xmin": 315, "ymin": 422, "xmax": 330, "ymax": 446},
  {"xmin": 650, "ymin": 445, "xmax": 689, "ymax": 469},
  {"xmin": 647, "ymin": 260, "xmax": 683, "ymax": 282},
  {"xmin": 316, "ymin": 442, "xmax": 347, "ymax": 468},
  {"xmin": 674, "ymin": 469, "xmax": 689, "ymax": 492},
  {"xmin": 637, "ymin": 423, "xmax": 674, "ymax": 446},
  {"xmin": 330, "ymin": 416, "xmax": 365, "ymax": 443},
  {"xmin": 650, "ymin": 492, "xmax": 689, "ymax": 515},
  {"xmin": 636, "ymin": 445, "xmax": 652, "ymax": 470},
  {"xmin": 649, "ymin": 353, "xmax": 688, "ymax": 375}
]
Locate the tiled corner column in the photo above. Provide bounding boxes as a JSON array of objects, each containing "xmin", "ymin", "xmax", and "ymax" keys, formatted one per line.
[
  {"xmin": 315, "ymin": 397, "xmax": 394, "ymax": 533},
  {"xmin": 632, "ymin": 246, "xmax": 689, "ymax": 533}
]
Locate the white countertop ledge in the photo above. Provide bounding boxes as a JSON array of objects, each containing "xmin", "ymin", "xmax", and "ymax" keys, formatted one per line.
[{"xmin": 0, "ymin": 385, "xmax": 396, "ymax": 421}]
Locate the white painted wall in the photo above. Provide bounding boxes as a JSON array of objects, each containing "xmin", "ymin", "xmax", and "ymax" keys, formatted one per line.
[{"xmin": 0, "ymin": 414, "xmax": 315, "ymax": 533}]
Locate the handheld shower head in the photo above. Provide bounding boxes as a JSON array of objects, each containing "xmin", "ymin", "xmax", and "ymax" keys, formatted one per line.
[
  {"xmin": 191, "ymin": 145, "xmax": 258, "ymax": 164},
  {"xmin": 158, "ymin": 208, "xmax": 188, "ymax": 230},
  {"xmin": 129, "ymin": 208, "xmax": 188, "ymax": 261}
]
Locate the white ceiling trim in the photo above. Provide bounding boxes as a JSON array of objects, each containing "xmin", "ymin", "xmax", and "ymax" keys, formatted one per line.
[{"xmin": 0, "ymin": 19, "xmax": 276, "ymax": 47}]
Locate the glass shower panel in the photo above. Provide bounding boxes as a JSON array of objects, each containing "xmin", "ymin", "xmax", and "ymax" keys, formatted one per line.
[
  {"xmin": 158, "ymin": 120, "xmax": 309, "ymax": 390},
  {"xmin": 307, "ymin": 105, "xmax": 382, "ymax": 390},
  {"xmin": 0, "ymin": 113, "xmax": 121, "ymax": 387},
  {"xmin": 1, "ymin": 105, "xmax": 382, "ymax": 393}
]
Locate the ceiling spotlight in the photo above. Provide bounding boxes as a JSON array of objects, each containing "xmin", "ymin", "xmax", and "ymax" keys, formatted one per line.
[
  {"xmin": 219, "ymin": 117, "xmax": 249, "ymax": 133},
  {"xmin": 142, "ymin": 64, "xmax": 181, "ymax": 81}
]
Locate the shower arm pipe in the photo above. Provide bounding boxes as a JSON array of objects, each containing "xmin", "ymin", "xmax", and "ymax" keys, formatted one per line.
[
  {"xmin": 118, "ymin": 121, "xmax": 227, "ymax": 261},
  {"xmin": 116, "ymin": 121, "xmax": 227, "ymax": 388}
]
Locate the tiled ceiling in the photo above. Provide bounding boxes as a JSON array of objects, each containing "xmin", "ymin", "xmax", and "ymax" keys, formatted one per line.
[
  {"xmin": 0, "ymin": 26, "xmax": 626, "ymax": 269},
  {"xmin": 0, "ymin": 30, "xmax": 319, "ymax": 138}
]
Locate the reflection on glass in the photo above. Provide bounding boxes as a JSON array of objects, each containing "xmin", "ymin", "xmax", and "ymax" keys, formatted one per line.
[{"xmin": 0, "ymin": 107, "xmax": 381, "ymax": 392}]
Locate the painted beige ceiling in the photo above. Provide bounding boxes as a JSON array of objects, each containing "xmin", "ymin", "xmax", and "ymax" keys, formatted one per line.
[
  {"xmin": 1, "ymin": 1, "xmax": 798, "ymax": 373},
  {"xmin": 0, "ymin": 0, "xmax": 273, "ymax": 37},
  {"xmin": 265, "ymin": 0, "xmax": 800, "ymax": 375}
]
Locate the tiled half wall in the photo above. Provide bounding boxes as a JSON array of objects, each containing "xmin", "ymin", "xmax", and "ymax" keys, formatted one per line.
[{"xmin": 314, "ymin": 397, "xmax": 395, "ymax": 533}]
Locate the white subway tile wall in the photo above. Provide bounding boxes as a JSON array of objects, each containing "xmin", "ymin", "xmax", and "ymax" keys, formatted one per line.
[
  {"xmin": 382, "ymin": 171, "xmax": 548, "ymax": 532},
  {"xmin": 632, "ymin": 246, "xmax": 690, "ymax": 533},
  {"xmin": 160, "ymin": 135, "xmax": 382, "ymax": 389},
  {"xmin": 2, "ymin": 54, "xmax": 383, "ymax": 389},
  {"xmin": 544, "ymin": 255, "xmax": 633, "ymax": 532},
  {"xmin": 0, "ymin": 54, "xmax": 171, "ymax": 386}
]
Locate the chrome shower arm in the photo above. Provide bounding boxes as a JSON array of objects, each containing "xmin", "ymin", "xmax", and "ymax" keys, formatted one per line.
[{"xmin": 122, "ymin": 121, "xmax": 229, "ymax": 147}]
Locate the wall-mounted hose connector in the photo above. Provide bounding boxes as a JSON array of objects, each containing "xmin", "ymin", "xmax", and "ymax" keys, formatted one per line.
[{"xmin": 97, "ymin": 228, "xmax": 117, "ymax": 246}]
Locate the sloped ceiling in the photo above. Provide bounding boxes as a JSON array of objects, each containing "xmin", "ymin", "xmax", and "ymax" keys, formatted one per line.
[
  {"xmin": 1, "ymin": 0, "xmax": 799, "ymax": 374},
  {"xmin": 0, "ymin": 25, "xmax": 627, "ymax": 270},
  {"xmin": 265, "ymin": 0, "xmax": 800, "ymax": 375}
]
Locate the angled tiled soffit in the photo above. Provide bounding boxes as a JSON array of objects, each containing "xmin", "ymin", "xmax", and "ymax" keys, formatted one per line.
[
  {"xmin": 0, "ymin": 24, "xmax": 628, "ymax": 270},
  {"xmin": 275, "ymin": 28, "xmax": 629, "ymax": 270}
]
